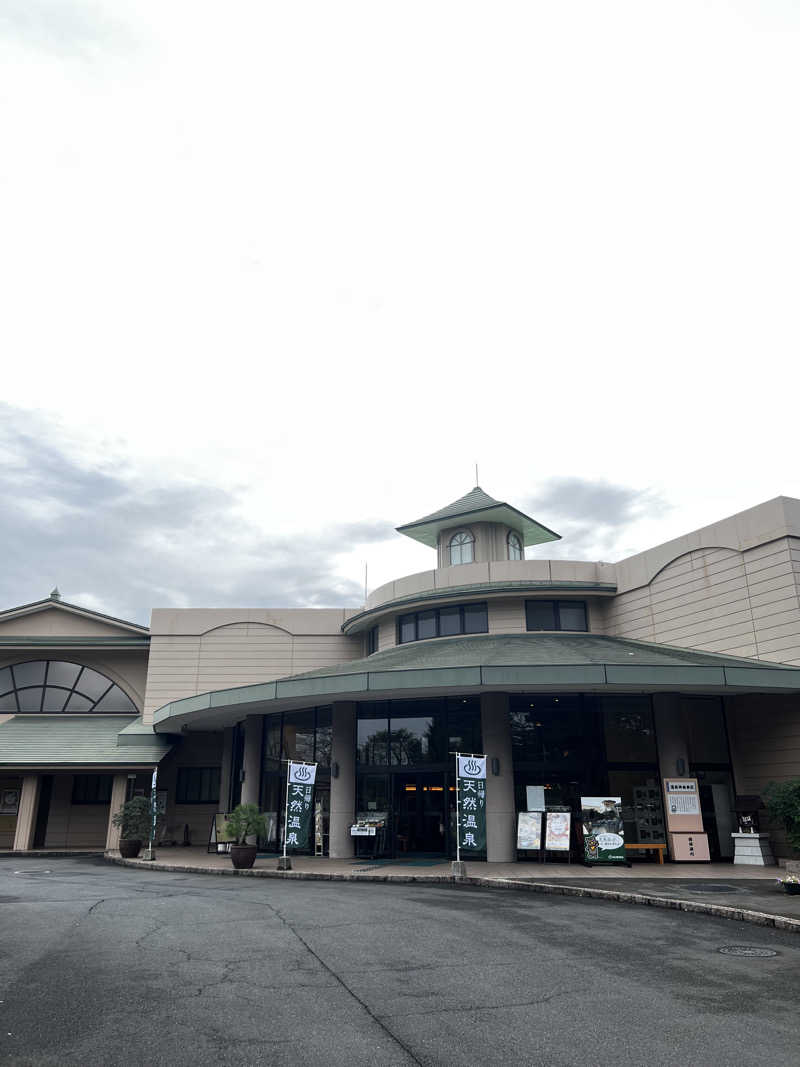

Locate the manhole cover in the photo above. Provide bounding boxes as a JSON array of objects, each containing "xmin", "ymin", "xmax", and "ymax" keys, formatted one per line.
[
  {"xmin": 688, "ymin": 883, "xmax": 740, "ymax": 893},
  {"xmin": 718, "ymin": 946, "xmax": 778, "ymax": 958}
]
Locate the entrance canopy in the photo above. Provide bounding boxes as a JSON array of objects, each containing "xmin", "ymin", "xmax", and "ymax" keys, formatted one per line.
[{"xmin": 152, "ymin": 633, "xmax": 800, "ymax": 733}]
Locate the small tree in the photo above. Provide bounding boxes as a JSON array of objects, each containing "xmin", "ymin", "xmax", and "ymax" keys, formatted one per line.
[
  {"xmin": 763, "ymin": 780, "xmax": 800, "ymax": 853},
  {"xmin": 111, "ymin": 796, "xmax": 152, "ymax": 841},
  {"xmin": 223, "ymin": 803, "xmax": 268, "ymax": 845}
]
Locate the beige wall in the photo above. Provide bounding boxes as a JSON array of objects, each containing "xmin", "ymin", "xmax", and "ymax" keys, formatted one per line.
[
  {"xmin": 156, "ymin": 731, "xmax": 226, "ymax": 846},
  {"xmin": 727, "ymin": 693, "xmax": 800, "ymax": 857},
  {"xmin": 143, "ymin": 609, "xmax": 360, "ymax": 724},
  {"xmin": 43, "ymin": 775, "xmax": 110, "ymax": 849},
  {"xmin": 599, "ymin": 537, "xmax": 800, "ymax": 664}
]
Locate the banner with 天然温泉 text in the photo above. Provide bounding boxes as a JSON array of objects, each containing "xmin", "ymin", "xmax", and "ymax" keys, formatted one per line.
[
  {"xmin": 456, "ymin": 755, "xmax": 487, "ymax": 852},
  {"xmin": 285, "ymin": 762, "xmax": 317, "ymax": 852}
]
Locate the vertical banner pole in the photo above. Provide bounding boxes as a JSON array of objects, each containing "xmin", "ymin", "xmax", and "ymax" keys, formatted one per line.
[
  {"xmin": 144, "ymin": 766, "xmax": 158, "ymax": 861},
  {"xmin": 455, "ymin": 752, "xmax": 461, "ymax": 864},
  {"xmin": 283, "ymin": 761, "xmax": 292, "ymax": 863}
]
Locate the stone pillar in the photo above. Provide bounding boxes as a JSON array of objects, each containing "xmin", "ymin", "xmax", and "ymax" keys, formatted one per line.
[
  {"xmin": 105, "ymin": 774, "xmax": 129, "ymax": 851},
  {"xmin": 241, "ymin": 715, "xmax": 264, "ymax": 807},
  {"xmin": 653, "ymin": 693, "xmax": 690, "ymax": 778},
  {"xmin": 12, "ymin": 775, "xmax": 41, "ymax": 851},
  {"xmin": 481, "ymin": 692, "xmax": 516, "ymax": 862},
  {"xmin": 219, "ymin": 727, "xmax": 234, "ymax": 812},
  {"xmin": 329, "ymin": 701, "xmax": 357, "ymax": 859}
]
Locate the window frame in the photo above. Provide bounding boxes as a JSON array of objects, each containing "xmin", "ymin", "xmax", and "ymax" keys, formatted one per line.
[
  {"xmin": 396, "ymin": 602, "xmax": 488, "ymax": 644},
  {"xmin": 507, "ymin": 531, "xmax": 523, "ymax": 560},
  {"xmin": 524, "ymin": 599, "xmax": 588, "ymax": 632},
  {"xmin": 366, "ymin": 625, "xmax": 379, "ymax": 656},
  {"xmin": 448, "ymin": 530, "xmax": 475, "ymax": 566}
]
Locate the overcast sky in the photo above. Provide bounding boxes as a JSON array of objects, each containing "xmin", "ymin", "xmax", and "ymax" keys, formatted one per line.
[{"xmin": 1, "ymin": 2, "xmax": 798, "ymax": 624}]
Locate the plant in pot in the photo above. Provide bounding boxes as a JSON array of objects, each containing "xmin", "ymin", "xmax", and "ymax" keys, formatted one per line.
[
  {"xmin": 111, "ymin": 796, "xmax": 152, "ymax": 858},
  {"xmin": 763, "ymin": 779, "xmax": 800, "ymax": 890},
  {"xmin": 222, "ymin": 804, "xmax": 268, "ymax": 870}
]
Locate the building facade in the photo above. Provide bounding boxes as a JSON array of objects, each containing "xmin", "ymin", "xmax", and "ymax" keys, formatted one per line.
[{"xmin": 2, "ymin": 488, "xmax": 800, "ymax": 861}]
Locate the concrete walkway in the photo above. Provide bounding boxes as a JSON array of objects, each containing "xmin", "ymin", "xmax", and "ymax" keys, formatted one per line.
[{"xmin": 103, "ymin": 847, "xmax": 800, "ymax": 933}]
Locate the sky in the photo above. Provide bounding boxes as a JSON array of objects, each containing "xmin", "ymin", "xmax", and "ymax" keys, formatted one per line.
[{"xmin": 1, "ymin": 1, "xmax": 798, "ymax": 625}]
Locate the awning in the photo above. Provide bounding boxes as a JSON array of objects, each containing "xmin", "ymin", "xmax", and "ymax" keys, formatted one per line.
[{"xmin": 0, "ymin": 715, "xmax": 173, "ymax": 770}]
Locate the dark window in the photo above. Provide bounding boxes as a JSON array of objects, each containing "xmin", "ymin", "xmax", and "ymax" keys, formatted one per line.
[
  {"xmin": 176, "ymin": 766, "xmax": 221, "ymax": 804},
  {"xmin": 366, "ymin": 626, "xmax": 379, "ymax": 655},
  {"xmin": 397, "ymin": 603, "xmax": 488, "ymax": 644},
  {"xmin": 357, "ymin": 707, "xmax": 390, "ymax": 765},
  {"xmin": 507, "ymin": 532, "xmax": 523, "ymax": 560},
  {"xmin": 525, "ymin": 600, "xmax": 587, "ymax": 632},
  {"xmin": 438, "ymin": 606, "xmax": 462, "ymax": 637},
  {"xmin": 449, "ymin": 530, "xmax": 474, "ymax": 565},
  {"xmin": 72, "ymin": 774, "xmax": 113, "ymax": 804}
]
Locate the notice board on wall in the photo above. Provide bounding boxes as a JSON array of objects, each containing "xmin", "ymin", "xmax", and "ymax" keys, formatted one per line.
[{"xmin": 663, "ymin": 778, "xmax": 704, "ymax": 833}]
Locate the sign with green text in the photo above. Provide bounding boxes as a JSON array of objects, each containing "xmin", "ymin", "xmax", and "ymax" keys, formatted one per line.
[
  {"xmin": 456, "ymin": 754, "xmax": 487, "ymax": 853},
  {"xmin": 285, "ymin": 762, "xmax": 317, "ymax": 852}
]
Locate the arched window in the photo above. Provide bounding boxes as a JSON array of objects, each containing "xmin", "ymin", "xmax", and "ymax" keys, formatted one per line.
[
  {"xmin": 449, "ymin": 530, "xmax": 474, "ymax": 566},
  {"xmin": 0, "ymin": 661, "xmax": 137, "ymax": 714},
  {"xmin": 507, "ymin": 531, "xmax": 523, "ymax": 560}
]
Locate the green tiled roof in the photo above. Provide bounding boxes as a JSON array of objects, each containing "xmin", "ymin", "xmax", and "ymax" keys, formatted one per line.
[
  {"xmin": 0, "ymin": 715, "xmax": 172, "ymax": 767},
  {"xmin": 397, "ymin": 486, "xmax": 560, "ymax": 548},
  {"xmin": 294, "ymin": 632, "xmax": 797, "ymax": 677},
  {"xmin": 153, "ymin": 632, "xmax": 800, "ymax": 732}
]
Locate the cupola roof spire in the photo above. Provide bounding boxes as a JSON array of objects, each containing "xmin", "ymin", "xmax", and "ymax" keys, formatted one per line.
[{"xmin": 396, "ymin": 486, "xmax": 561, "ymax": 549}]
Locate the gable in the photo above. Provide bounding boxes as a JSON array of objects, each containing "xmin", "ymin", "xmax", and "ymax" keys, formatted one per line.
[{"xmin": 0, "ymin": 602, "xmax": 147, "ymax": 640}]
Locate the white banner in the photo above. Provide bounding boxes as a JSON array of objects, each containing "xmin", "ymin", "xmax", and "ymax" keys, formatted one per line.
[
  {"xmin": 457, "ymin": 755, "xmax": 487, "ymax": 780},
  {"xmin": 288, "ymin": 762, "xmax": 317, "ymax": 785}
]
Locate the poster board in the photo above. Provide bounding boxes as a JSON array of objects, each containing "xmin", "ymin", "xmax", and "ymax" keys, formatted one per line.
[
  {"xmin": 581, "ymin": 796, "xmax": 625, "ymax": 863},
  {"xmin": 208, "ymin": 813, "xmax": 236, "ymax": 854},
  {"xmin": 545, "ymin": 811, "xmax": 571, "ymax": 851},
  {"xmin": 517, "ymin": 811, "xmax": 542, "ymax": 850},
  {"xmin": 526, "ymin": 786, "xmax": 546, "ymax": 812},
  {"xmin": 663, "ymin": 778, "xmax": 704, "ymax": 833},
  {"xmin": 0, "ymin": 789, "xmax": 20, "ymax": 814}
]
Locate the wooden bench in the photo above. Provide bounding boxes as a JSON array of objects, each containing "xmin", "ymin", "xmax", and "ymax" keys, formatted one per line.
[{"xmin": 624, "ymin": 843, "xmax": 668, "ymax": 864}]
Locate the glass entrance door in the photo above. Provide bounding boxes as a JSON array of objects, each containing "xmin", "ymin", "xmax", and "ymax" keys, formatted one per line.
[{"xmin": 393, "ymin": 772, "xmax": 446, "ymax": 855}]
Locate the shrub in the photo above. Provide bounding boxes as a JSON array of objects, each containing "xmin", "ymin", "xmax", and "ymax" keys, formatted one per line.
[
  {"xmin": 222, "ymin": 803, "xmax": 268, "ymax": 845},
  {"xmin": 763, "ymin": 779, "xmax": 800, "ymax": 853},
  {"xmin": 111, "ymin": 796, "xmax": 152, "ymax": 841}
]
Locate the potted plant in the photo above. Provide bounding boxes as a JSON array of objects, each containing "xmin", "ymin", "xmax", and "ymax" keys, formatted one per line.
[
  {"xmin": 776, "ymin": 874, "xmax": 800, "ymax": 896},
  {"xmin": 222, "ymin": 803, "xmax": 268, "ymax": 869},
  {"xmin": 111, "ymin": 796, "xmax": 152, "ymax": 858}
]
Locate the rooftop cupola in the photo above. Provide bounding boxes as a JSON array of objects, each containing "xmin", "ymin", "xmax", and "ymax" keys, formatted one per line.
[{"xmin": 396, "ymin": 486, "xmax": 560, "ymax": 569}]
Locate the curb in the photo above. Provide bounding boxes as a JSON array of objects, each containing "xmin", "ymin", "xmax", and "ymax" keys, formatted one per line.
[{"xmin": 104, "ymin": 855, "xmax": 800, "ymax": 934}]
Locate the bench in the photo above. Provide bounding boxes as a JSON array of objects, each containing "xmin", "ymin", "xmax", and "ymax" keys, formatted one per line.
[{"xmin": 624, "ymin": 843, "xmax": 668, "ymax": 864}]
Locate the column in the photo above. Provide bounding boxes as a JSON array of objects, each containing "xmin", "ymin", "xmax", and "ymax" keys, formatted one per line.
[
  {"xmin": 105, "ymin": 774, "xmax": 129, "ymax": 851},
  {"xmin": 653, "ymin": 693, "xmax": 690, "ymax": 778},
  {"xmin": 241, "ymin": 715, "xmax": 264, "ymax": 807},
  {"xmin": 12, "ymin": 775, "xmax": 40, "ymax": 851},
  {"xmin": 329, "ymin": 702, "xmax": 357, "ymax": 859},
  {"xmin": 218, "ymin": 727, "xmax": 234, "ymax": 812},
  {"xmin": 481, "ymin": 692, "xmax": 516, "ymax": 862}
]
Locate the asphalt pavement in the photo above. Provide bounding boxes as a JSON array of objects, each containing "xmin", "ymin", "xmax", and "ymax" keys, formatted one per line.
[{"xmin": 1, "ymin": 855, "xmax": 798, "ymax": 1066}]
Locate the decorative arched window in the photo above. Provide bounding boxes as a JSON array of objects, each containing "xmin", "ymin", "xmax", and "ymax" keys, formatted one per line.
[
  {"xmin": 507, "ymin": 532, "xmax": 523, "ymax": 560},
  {"xmin": 449, "ymin": 530, "xmax": 474, "ymax": 566},
  {"xmin": 0, "ymin": 661, "xmax": 137, "ymax": 714}
]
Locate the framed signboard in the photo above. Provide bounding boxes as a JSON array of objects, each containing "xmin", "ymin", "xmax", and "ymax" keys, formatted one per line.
[
  {"xmin": 663, "ymin": 778, "xmax": 704, "ymax": 833},
  {"xmin": 545, "ymin": 811, "xmax": 571, "ymax": 851},
  {"xmin": 208, "ymin": 813, "xmax": 236, "ymax": 854},
  {"xmin": 0, "ymin": 789, "xmax": 20, "ymax": 815},
  {"xmin": 581, "ymin": 796, "xmax": 625, "ymax": 863},
  {"xmin": 517, "ymin": 811, "xmax": 542, "ymax": 850}
]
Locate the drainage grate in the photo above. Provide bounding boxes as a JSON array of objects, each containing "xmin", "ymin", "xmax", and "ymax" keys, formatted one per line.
[{"xmin": 718, "ymin": 946, "xmax": 778, "ymax": 958}]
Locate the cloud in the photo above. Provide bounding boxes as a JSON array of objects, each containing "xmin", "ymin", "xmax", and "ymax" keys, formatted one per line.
[
  {"xmin": 525, "ymin": 477, "xmax": 672, "ymax": 560},
  {"xmin": 0, "ymin": 405, "xmax": 395, "ymax": 624},
  {"xmin": 0, "ymin": 0, "xmax": 135, "ymax": 57}
]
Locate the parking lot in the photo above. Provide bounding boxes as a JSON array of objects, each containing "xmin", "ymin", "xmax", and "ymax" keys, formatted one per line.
[{"xmin": 1, "ymin": 855, "xmax": 799, "ymax": 1066}]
